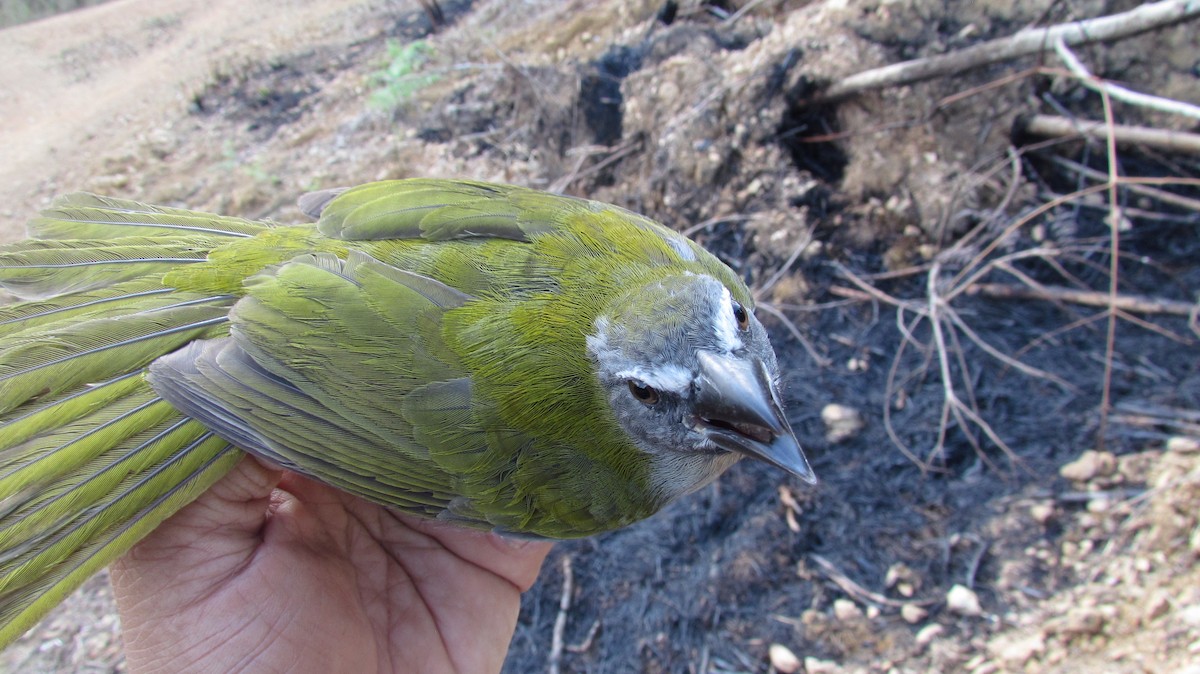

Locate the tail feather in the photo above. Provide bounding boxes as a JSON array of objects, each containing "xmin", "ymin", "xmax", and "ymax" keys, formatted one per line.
[
  {"xmin": 0, "ymin": 302, "xmax": 232, "ymax": 415},
  {"xmin": 0, "ymin": 196, "xmax": 258, "ymax": 648},
  {"xmin": 0, "ymin": 411, "xmax": 205, "ymax": 576},
  {"xmin": 29, "ymin": 193, "xmax": 270, "ymax": 239},
  {"xmin": 0, "ymin": 237, "xmax": 218, "ymax": 299},
  {"xmin": 0, "ymin": 372, "xmax": 144, "ymax": 452},
  {"xmin": 0, "ymin": 432, "xmax": 239, "ymax": 647},
  {"xmin": 0, "ymin": 280, "xmax": 175, "ymax": 337},
  {"xmin": 0, "ymin": 392, "xmax": 172, "ymax": 511}
]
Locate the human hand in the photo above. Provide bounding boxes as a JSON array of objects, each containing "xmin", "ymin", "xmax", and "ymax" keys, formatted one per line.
[{"xmin": 110, "ymin": 456, "xmax": 553, "ymax": 674}]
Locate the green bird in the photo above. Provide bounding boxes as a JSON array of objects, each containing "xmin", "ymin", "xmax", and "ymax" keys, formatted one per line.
[{"xmin": 0, "ymin": 179, "xmax": 813, "ymax": 646}]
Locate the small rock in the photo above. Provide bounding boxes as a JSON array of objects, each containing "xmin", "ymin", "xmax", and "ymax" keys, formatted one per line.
[
  {"xmin": 896, "ymin": 582, "xmax": 915, "ymax": 597},
  {"xmin": 1029, "ymin": 502, "xmax": 1055, "ymax": 525},
  {"xmin": 768, "ymin": 643, "xmax": 802, "ymax": 674},
  {"xmin": 821, "ymin": 404, "xmax": 865, "ymax": 443},
  {"xmin": 1167, "ymin": 436, "xmax": 1200, "ymax": 454},
  {"xmin": 866, "ymin": 605, "xmax": 881, "ymax": 620},
  {"xmin": 1142, "ymin": 593, "xmax": 1170, "ymax": 623},
  {"xmin": 915, "ymin": 623, "xmax": 944, "ymax": 648},
  {"xmin": 1178, "ymin": 604, "xmax": 1200, "ymax": 627},
  {"xmin": 902, "ymin": 604, "xmax": 928, "ymax": 624},
  {"xmin": 1059, "ymin": 450, "xmax": 1117, "ymax": 482},
  {"xmin": 990, "ymin": 632, "xmax": 1044, "ymax": 665},
  {"xmin": 833, "ymin": 598, "xmax": 864, "ymax": 622},
  {"xmin": 947, "ymin": 584, "xmax": 983, "ymax": 617},
  {"xmin": 803, "ymin": 656, "xmax": 839, "ymax": 674},
  {"xmin": 885, "ymin": 563, "xmax": 917, "ymax": 589},
  {"xmin": 1053, "ymin": 607, "xmax": 1105, "ymax": 637}
]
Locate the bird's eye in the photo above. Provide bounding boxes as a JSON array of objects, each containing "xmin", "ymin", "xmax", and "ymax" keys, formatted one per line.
[
  {"xmin": 627, "ymin": 380, "xmax": 660, "ymax": 405},
  {"xmin": 731, "ymin": 300, "xmax": 749, "ymax": 331}
]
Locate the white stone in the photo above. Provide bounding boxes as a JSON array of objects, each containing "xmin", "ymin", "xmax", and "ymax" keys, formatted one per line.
[
  {"xmin": 768, "ymin": 644, "xmax": 802, "ymax": 674},
  {"xmin": 947, "ymin": 584, "xmax": 983, "ymax": 617}
]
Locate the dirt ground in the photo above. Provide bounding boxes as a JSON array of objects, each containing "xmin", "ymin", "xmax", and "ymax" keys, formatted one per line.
[{"xmin": 1, "ymin": 0, "xmax": 1199, "ymax": 672}]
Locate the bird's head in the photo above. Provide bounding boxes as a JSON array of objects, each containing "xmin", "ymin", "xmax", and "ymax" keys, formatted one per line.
[{"xmin": 587, "ymin": 273, "xmax": 815, "ymax": 499}]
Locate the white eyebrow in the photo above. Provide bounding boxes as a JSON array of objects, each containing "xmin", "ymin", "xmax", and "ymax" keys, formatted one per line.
[
  {"xmin": 713, "ymin": 286, "xmax": 743, "ymax": 352},
  {"xmin": 616, "ymin": 364, "xmax": 692, "ymax": 394}
]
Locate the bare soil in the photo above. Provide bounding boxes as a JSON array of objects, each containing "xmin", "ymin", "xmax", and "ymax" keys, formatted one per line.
[{"xmin": 1, "ymin": 1, "xmax": 1198, "ymax": 673}]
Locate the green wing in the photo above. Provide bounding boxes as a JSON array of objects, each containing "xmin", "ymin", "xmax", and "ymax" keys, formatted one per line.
[
  {"xmin": 147, "ymin": 251, "xmax": 503, "ymax": 521},
  {"xmin": 305, "ymin": 179, "xmax": 696, "ymax": 250},
  {"xmin": 304, "ymin": 178, "xmax": 740, "ymax": 303}
]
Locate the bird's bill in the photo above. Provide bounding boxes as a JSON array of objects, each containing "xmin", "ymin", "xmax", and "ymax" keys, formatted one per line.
[{"xmin": 693, "ymin": 350, "xmax": 816, "ymax": 484}]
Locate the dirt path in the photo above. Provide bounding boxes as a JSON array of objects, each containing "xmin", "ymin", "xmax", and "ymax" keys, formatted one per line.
[{"xmin": 0, "ymin": 0, "xmax": 369, "ymax": 239}]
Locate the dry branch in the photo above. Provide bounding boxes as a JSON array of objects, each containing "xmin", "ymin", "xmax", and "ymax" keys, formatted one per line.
[
  {"xmin": 1020, "ymin": 114, "xmax": 1200, "ymax": 155},
  {"xmin": 968, "ymin": 283, "xmax": 1199, "ymax": 317},
  {"xmin": 815, "ymin": 0, "xmax": 1200, "ymax": 102},
  {"xmin": 1052, "ymin": 38, "xmax": 1200, "ymax": 120}
]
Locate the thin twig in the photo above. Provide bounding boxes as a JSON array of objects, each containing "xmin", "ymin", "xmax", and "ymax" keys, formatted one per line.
[
  {"xmin": 757, "ymin": 302, "xmax": 832, "ymax": 367},
  {"xmin": 754, "ymin": 228, "xmax": 815, "ymax": 300},
  {"xmin": 1095, "ymin": 67, "xmax": 1122, "ymax": 454},
  {"xmin": 813, "ymin": 0, "xmax": 1200, "ymax": 102},
  {"xmin": 566, "ymin": 619, "xmax": 601, "ymax": 654},
  {"xmin": 548, "ymin": 555, "xmax": 573, "ymax": 674},
  {"xmin": 968, "ymin": 283, "xmax": 1198, "ymax": 316}
]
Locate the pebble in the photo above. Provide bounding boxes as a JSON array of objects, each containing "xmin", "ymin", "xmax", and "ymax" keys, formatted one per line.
[
  {"xmin": 1054, "ymin": 607, "xmax": 1105, "ymax": 637},
  {"xmin": 990, "ymin": 632, "xmax": 1045, "ymax": 665},
  {"xmin": 1142, "ymin": 593, "xmax": 1170, "ymax": 623},
  {"xmin": 947, "ymin": 584, "xmax": 983, "ymax": 617},
  {"xmin": 1059, "ymin": 450, "xmax": 1117, "ymax": 482},
  {"xmin": 1178, "ymin": 604, "xmax": 1200, "ymax": 627},
  {"xmin": 834, "ymin": 598, "xmax": 864, "ymax": 622},
  {"xmin": 768, "ymin": 643, "xmax": 802, "ymax": 674},
  {"xmin": 821, "ymin": 403, "xmax": 865, "ymax": 443},
  {"xmin": 915, "ymin": 623, "xmax": 944, "ymax": 648},
  {"xmin": 1029, "ymin": 502, "xmax": 1055, "ymax": 524},
  {"xmin": 885, "ymin": 563, "xmax": 916, "ymax": 589},
  {"xmin": 803, "ymin": 656, "xmax": 839, "ymax": 674},
  {"xmin": 901, "ymin": 604, "xmax": 928, "ymax": 624},
  {"xmin": 1167, "ymin": 436, "xmax": 1200, "ymax": 454}
]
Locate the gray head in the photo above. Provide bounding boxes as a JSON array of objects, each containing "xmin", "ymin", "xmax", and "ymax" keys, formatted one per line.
[{"xmin": 587, "ymin": 273, "xmax": 815, "ymax": 499}]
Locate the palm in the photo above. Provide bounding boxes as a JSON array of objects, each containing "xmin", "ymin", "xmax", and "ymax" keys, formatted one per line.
[{"xmin": 110, "ymin": 458, "xmax": 552, "ymax": 674}]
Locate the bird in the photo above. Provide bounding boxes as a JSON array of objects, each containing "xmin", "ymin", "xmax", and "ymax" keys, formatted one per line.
[{"xmin": 0, "ymin": 178, "xmax": 813, "ymax": 646}]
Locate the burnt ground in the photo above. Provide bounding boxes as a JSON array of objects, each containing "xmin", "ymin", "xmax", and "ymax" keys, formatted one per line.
[{"xmin": 1, "ymin": 1, "xmax": 1199, "ymax": 672}]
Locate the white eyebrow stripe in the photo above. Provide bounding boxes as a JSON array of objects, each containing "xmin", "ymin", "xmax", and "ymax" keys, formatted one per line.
[
  {"xmin": 714, "ymin": 285, "xmax": 743, "ymax": 352},
  {"xmin": 616, "ymin": 364, "xmax": 692, "ymax": 394}
]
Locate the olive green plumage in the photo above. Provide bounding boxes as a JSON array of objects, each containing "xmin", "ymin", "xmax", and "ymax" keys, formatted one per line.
[{"xmin": 0, "ymin": 179, "xmax": 812, "ymax": 648}]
